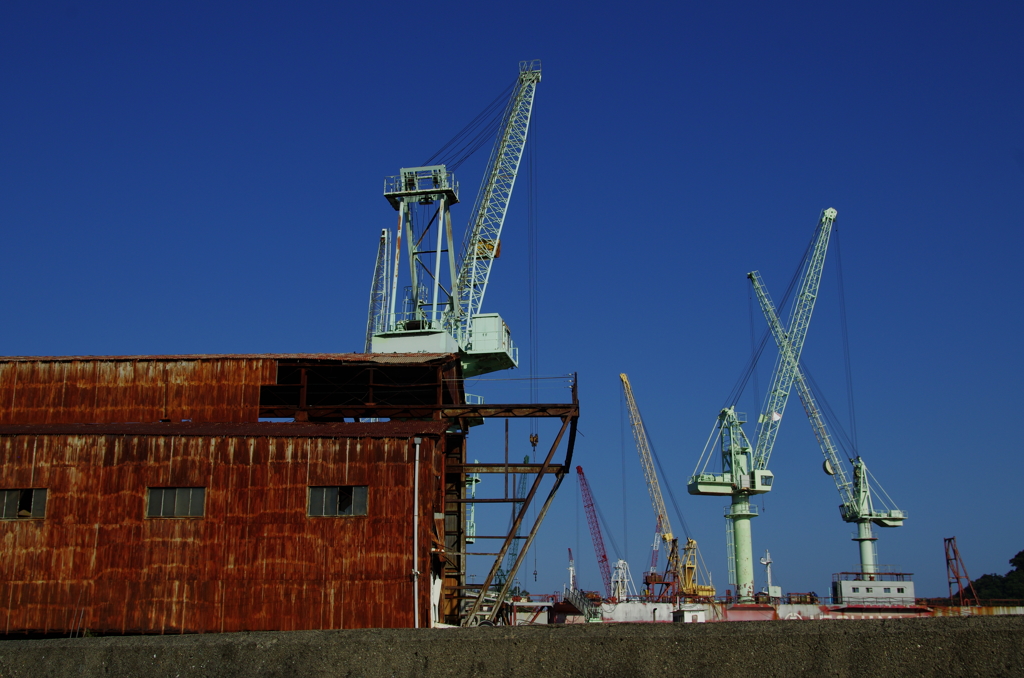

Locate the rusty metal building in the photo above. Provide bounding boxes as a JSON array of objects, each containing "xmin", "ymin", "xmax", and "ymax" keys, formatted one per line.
[{"xmin": 0, "ymin": 353, "xmax": 578, "ymax": 633}]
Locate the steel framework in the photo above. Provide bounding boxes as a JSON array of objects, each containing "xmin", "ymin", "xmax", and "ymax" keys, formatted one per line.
[
  {"xmin": 945, "ymin": 536, "xmax": 980, "ymax": 606},
  {"xmin": 448, "ymin": 375, "xmax": 579, "ymax": 626}
]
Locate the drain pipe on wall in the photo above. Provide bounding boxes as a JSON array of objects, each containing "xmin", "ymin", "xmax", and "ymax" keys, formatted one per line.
[{"xmin": 412, "ymin": 437, "xmax": 422, "ymax": 629}]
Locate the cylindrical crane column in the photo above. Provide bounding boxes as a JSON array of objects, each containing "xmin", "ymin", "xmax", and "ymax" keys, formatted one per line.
[
  {"xmin": 855, "ymin": 520, "xmax": 877, "ymax": 576},
  {"xmin": 728, "ymin": 498, "xmax": 757, "ymax": 602}
]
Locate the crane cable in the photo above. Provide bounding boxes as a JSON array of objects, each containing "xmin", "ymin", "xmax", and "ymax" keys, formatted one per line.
[
  {"xmin": 723, "ymin": 215, "xmax": 820, "ymax": 409},
  {"xmin": 834, "ymin": 229, "xmax": 859, "ymax": 451},
  {"xmin": 526, "ymin": 100, "xmax": 540, "ymax": 581},
  {"xmin": 421, "ymin": 80, "xmax": 517, "ymax": 171}
]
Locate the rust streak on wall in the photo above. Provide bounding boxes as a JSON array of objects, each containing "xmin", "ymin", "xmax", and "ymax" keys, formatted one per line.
[
  {"xmin": 0, "ymin": 429, "xmax": 448, "ymax": 633},
  {"xmin": 0, "ymin": 357, "xmax": 277, "ymax": 425}
]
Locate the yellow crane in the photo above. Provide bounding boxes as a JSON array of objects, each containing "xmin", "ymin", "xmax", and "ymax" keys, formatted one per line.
[{"xmin": 620, "ymin": 373, "xmax": 715, "ymax": 599}]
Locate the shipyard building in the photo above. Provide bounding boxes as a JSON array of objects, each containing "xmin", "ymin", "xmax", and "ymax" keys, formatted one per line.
[{"xmin": 0, "ymin": 353, "xmax": 577, "ymax": 633}]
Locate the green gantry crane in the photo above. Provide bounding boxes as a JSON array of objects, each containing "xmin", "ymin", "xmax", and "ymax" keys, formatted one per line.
[
  {"xmin": 750, "ymin": 260, "xmax": 905, "ymax": 576},
  {"xmin": 688, "ymin": 208, "xmax": 837, "ymax": 603}
]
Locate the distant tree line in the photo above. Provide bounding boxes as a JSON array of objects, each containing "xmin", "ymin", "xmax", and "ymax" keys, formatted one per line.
[{"xmin": 970, "ymin": 549, "xmax": 1024, "ymax": 600}]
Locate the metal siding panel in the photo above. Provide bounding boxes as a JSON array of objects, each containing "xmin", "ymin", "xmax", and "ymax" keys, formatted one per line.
[
  {"xmin": 0, "ymin": 358, "xmax": 276, "ymax": 425},
  {"xmin": 0, "ymin": 431, "xmax": 441, "ymax": 633}
]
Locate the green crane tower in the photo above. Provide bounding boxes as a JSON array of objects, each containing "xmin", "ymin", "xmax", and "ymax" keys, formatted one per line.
[{"xmin": 689, "ymin": 208, "xmax": 837, "ymax": 603}]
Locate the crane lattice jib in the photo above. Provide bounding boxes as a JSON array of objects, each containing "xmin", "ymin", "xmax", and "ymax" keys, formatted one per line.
[
  {"xmin": 446, "ymin": 61, "xmax": 541, "ymax": 345},
  {"xmin": 751, "ymin": 208, "xmax": 836, "ymax": 469},
  {"xmin": 749, "ymin": 270, "xmax": 855, "ymax": 508},
  {"xmin": 364, "ymin": 229, "xmax": 390, "ymax": 353},
  {"xmin": 618, "ymin": 374, "xmax": 684, "ymax": 565},
  {"xmin": 619, "ymin": 374, "xmax": 675, "ymax": 548},
  {"xmin": 576, "ymin": 466, "xmax": 612, "ymax": 599}
]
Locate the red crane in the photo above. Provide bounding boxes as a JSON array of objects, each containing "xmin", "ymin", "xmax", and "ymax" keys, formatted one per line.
[
  {"xmin": 945, "ymin": 537, "xmax": 980, "ymax": 606},
  {"xmin": 576, "ymin": 465, "xmax": 612, "ymax": 599}
]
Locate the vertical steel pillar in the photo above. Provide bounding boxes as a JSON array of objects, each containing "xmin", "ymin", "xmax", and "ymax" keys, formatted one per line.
[
  {"xmin": 430, "ymin": 197, "xmax": 446, "ymax": 324},
  {"xmin": 728, "ymin": 498, "xmax": 756, "ymax": 602},
  {"xmin": 855, "ymin": 520, "xmax": 877, "ymax": 575},
  {"xmin": 412, "ymin": 437, "xmax": 422, "ymax": 628}
]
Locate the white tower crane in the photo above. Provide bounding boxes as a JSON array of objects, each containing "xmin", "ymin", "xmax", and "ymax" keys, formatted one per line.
[
  {"xmin": 749, "ymin": 268, "xmax": 905, "ymax": 575},
  {"xmin": 368, "ymin": 61, "xmax": 541, "ymax": 377},
  {"xmin": 689, "ymin": 208, "xmax": 837, "ymax": 603}
]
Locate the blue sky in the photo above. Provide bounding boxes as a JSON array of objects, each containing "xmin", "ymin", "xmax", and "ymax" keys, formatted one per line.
[{"xmin": 2, "ymin": 1, "xmax": 1023, "ymax": 599}]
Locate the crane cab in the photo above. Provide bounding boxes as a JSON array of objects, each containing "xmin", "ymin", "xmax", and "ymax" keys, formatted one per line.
[
  {"xmin": 462, "ymin": 313, "xmax": 518, "ymax": 377},
  {"xmin": 687, "ymin": 470, "xmax": 774, "ymax": 496}
]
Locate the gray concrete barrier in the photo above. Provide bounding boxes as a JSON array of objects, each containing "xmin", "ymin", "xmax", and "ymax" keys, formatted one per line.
[{"xmin": 0, "ymin": 616, "xmax": 1021, "ymax": 677}]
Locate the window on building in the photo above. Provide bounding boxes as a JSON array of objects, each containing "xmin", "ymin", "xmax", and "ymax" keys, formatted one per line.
[
  {"xmin": 884, "ymin": 587, "xmax": 891, "ymax": 593},
  {"xmin": 897, "ymin": 587, "xmax": 905, "ymax": 594},
  {"xmin": 0, "ymin": 489, "xmax": 47, "ymax": 520},
  {"xmin": 147, "ymin": 487, "xmax": 205, "ymax": 518},
  {"xmin": 866, "ymin": 588, "xmax": 873, "ymax": 593},
  {"xmin": 851, "ymin": 587, "xmax": 860, "ymax": 593},
  {"xmin": 308, "ymin": 486, "xmax": 368, "ymax": 517}
]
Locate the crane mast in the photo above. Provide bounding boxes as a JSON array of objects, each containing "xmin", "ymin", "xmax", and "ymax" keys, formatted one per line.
[
  {"xmin": 369, "ymin": 61, "xmax": 541, "ymax": 377},
  {"xmin": 576, "ymin": 465, "xmax": 612, "ymax": 599},
  {"xmin": 688, "ymin": 208, "xmax": 836, "ymax": 603},
  {"xmin": 620, "ymin": 373, "xmax": 714, "ymax": 599},
  {"xmin": 749, "ymin": 266, "xmax": 905, "ymax": 575}
]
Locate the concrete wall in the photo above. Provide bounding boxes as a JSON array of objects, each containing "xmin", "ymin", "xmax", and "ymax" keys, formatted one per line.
[{"xmin": 0, "ymin": 616, "xmax": 1021, "ymax": 677}]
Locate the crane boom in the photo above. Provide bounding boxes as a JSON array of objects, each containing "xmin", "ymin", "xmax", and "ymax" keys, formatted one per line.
[
  {"xmin": 449, "ymin": 60, "xmax": 541, "ymax": 347},
  {"xmin": 620, "ymin": 374, "xmax": 673, "ymax": 544},
  {"xmin": 364, "ymin": 229, "xmax": 391, "ymax": 353},
  {"xmin": 751, "ymin": 208, "xmax": 837, "ymax": 469},
  {"xmin": 621, "ymin": 373, "xmax": 714, "ymax": 599},
  {"xmin": 750, "ymin": 266, "xmax": 905, "ymax": 575},
  {"xmin": 750, "ymin": 269, "xmax": 854, "ymax": 504},
  {"xmin": 576, "ymin": 465, "xmax": 612, "ymax": 599}
]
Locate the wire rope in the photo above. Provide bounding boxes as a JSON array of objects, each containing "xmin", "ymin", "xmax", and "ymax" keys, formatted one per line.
[
  {"xmin": 723, "ymin": 223, "xmax": 818, "ymax": 409},
  {"xmin": 421, "ymin": 80, "xmax": 517, "ymax": 170},
  {"xmin": 834, "ymin": 228, "xmax": 859, "ymax": 451}
]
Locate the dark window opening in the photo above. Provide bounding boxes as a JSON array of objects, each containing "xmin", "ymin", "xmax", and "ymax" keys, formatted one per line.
[
  {"xmin": 1, "ymin": 489, "xmax": 47, "ymax": 520},
  {"xmin": 308, "ymin": 486, "xmax": 368, "ymax": 517},
  {"xmin": 147, "ymin": 487, "xmax": 205, "ymax": 518}
]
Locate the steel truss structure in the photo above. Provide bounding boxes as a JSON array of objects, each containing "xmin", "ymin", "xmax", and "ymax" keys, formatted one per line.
[
  {"xmin": 444, "ymin": 376, "xmax": 578, "ymax": 626},
  {"xmin": 450, "ymin": 60, "xmax": 541, "ymax": 346}
]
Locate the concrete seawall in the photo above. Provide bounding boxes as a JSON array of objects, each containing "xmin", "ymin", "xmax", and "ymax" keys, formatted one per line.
[{"xmin": 1, "ymin": 616, "xmax": 1021, "ymax": 677}]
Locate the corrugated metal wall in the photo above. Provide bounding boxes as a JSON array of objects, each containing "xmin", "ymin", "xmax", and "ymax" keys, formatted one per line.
[
  {"xmin": 0, "ymin": 357, "xmax": 276, "ymax": 425},
  {"xmin": 0, "ymin": 427, "xmax": 447, "ymax": 633}
]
